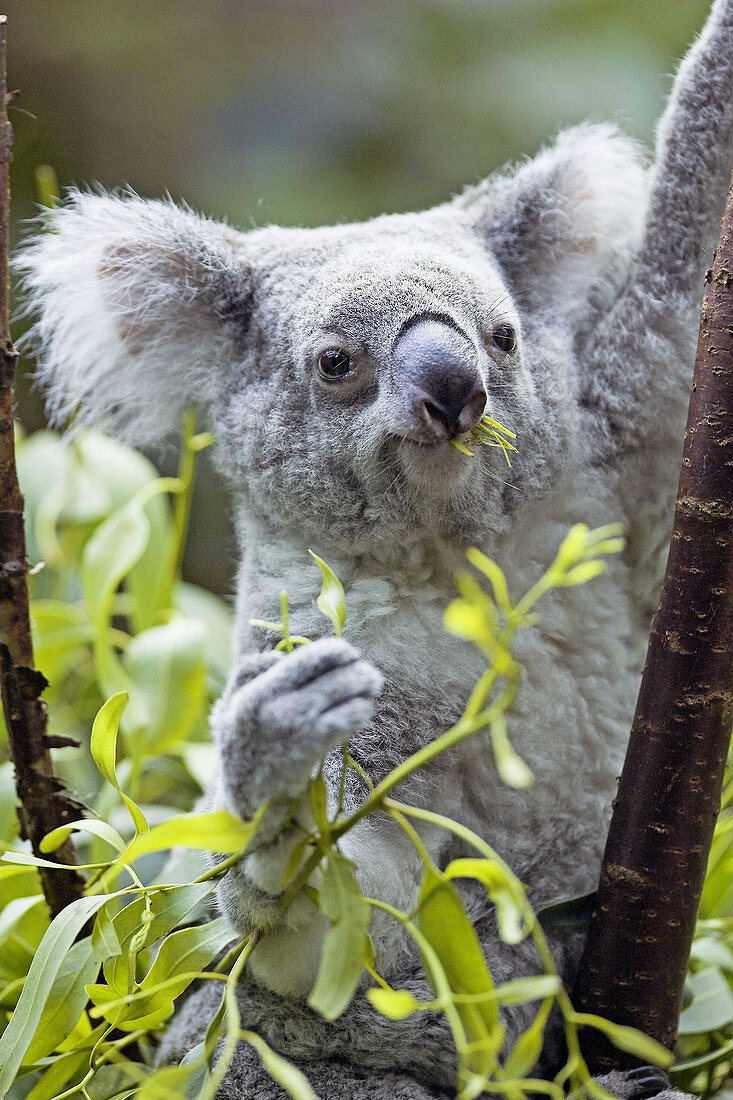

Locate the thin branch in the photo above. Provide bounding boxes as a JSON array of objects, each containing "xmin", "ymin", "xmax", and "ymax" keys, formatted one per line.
[
  {"xmin": 572, "ymin": 176, "xmax": 733, "ymax": 1070},
  {"xmin": 0, "ymin": 15, "xmax": 88, "ymax": 918}
]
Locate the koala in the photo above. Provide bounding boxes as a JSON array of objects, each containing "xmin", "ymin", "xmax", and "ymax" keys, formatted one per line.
[{"xmin": 17, "ymin": 2, "xmax": 732, "ymax": 1097}]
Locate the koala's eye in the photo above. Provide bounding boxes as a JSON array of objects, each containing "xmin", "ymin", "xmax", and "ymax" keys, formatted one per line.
[
  {"xmin": 317, "ymin": 348, "xmax": 353, "ymax": 380},
  {"xmin": 492, "ymin": 325, "xmax": 517, "ymax": 354}
]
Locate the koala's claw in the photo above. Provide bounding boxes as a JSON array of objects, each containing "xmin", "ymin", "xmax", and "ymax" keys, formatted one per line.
[
  {"xmin": 216, "ymin": 638, "xmax": 383, "ymax": 817},
  {"xmin": 595, "ymin": 1066, "xmax": 675, "ymax": 1100},
  {"xmin": 623, "ymin": 1066, "xmax": 672, "ymax": 1099}
]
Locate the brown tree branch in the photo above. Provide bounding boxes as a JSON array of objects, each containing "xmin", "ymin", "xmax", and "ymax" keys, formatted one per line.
[
  {"xmin": 572, "ymin": 176, "xmax": 733, "ymax": 1070},
  {"xmin": 0, "ymin": 15, "xmax": 88, "ymax": 918}
]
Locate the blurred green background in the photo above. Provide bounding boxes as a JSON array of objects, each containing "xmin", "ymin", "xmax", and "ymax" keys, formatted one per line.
[{"xmin": 7, "ymin": 0, "xmax": 711, "ymax": 596}]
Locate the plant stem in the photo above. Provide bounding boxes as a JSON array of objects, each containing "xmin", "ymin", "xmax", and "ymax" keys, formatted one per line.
[{"xmin": 0, "ymin": 16, "xmax": 88, "ymax": 920}]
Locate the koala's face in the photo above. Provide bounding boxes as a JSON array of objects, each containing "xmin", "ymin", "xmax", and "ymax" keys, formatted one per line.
[
  {"xmin": 20, "ymin": 124, "xmax": 645, "ymax": 552},
  {"xmin": 219, "ymin": 211, "xmax": 554, "ymax": 550}
]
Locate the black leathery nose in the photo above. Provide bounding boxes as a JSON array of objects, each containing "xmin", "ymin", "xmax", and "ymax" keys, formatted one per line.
[{"xmin": 392, "ymin": 318, "xmax": 486, "ymax": 437}]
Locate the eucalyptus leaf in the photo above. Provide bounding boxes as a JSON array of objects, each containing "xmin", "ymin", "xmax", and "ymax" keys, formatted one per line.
[
  {"xmin": 309, "ymin": 551, "xmax": 346, "ymax": 636},
  {"xmin": 23, "ymin": 936, "xmax": 100, "ymax": 1063},
  {"xmin": 103, "ymin": 881, "xmax": 217, "ymax": 993},
  {"xmin": 90, "ymin": 692, "xmax": 148, "ymax": 835},
  {"xmin": 40, "ymin": 818, "xmax": 126, "ymax": 855},
  {"xmin": 0, "ymin": 892, "xmax": 122, "ymax": 1095},
  {"xmin": 118, "ymin": 807, "xmax": 262, "ymax": 865},
  {"xmin": 122, "ymin": 618, "xmax": 207, "ymax": 750},
  {"xmin": 365, "ymin": 987, "xmax": 423, "ymax": 1019},
  {"xmin": 307, "ymin": 850, "xmax": 370, "ymax": 1020},
  {"xmin": 678, "ymin": 966, "xmax": 733, "ymax": 1034},
  {"xmin": 417, "ymin": 865, "xmax": 503, "ymax": 1074}
]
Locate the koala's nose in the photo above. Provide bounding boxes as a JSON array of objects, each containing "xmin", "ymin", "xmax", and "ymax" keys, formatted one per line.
[{"xmin": 392, "ymin": 319, "xmax": 486, "ymax": 438}]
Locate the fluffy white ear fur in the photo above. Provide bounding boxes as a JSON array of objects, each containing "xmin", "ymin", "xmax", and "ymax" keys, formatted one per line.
[
  {"xmin": 460, "ymin": 123, "xmax": 648, "ymax": 317},
  {"xmin": 16, "ymin": 190, "xmax": 253, "ymax": 446}
]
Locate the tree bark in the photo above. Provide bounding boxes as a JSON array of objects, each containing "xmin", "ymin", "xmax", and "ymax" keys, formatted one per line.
[
  {"xmin": 572, "ymin": 177, "xmax": 733, "ymax": 1071},
  {"xmin": 0, "ymin": 16, "xmax": 87, "ymax": 918}
]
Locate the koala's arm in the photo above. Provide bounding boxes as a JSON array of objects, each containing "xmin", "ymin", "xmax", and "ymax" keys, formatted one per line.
[
  {"xmin": 580, "ymin": 0, "xmax": 733, "ymax": 591},
  {"xmin": 209, "ymin": 638, "xmax": 433, "ymax": 1000}
]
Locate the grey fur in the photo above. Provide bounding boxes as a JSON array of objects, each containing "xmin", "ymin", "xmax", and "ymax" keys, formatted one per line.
[{"xmin": 16, "ymin": 2, "xmax": 733, "ymax": 1095}]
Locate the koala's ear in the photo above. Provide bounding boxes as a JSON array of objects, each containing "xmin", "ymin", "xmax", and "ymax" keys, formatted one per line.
[
  {"xmin": 459, "ymin": 124, "xmax": 647, "ymax": 317},
  {"xmin": 16, "ymin": 190, "xmax": 254, "ymax": 445}
]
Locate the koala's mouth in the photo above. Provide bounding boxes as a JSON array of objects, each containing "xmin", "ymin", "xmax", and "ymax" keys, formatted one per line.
[{"xmin": 396, "ymin": 434, "xmax": 473, "ymax": 491}]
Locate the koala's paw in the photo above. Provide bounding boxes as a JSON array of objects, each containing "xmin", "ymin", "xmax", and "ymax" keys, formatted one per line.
[
  {"xmin": 217, "ymin": 638, "xmax": 383, "ymax": 814},
  {"xmin": 594, "ymin": 1067, "xmax": 686, "ymax": 1100}
]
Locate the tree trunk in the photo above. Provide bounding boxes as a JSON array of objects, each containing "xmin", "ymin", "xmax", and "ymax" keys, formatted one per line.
[
  {"xmin": 572, "ymin": 177, "xmax": 733, "ymax": 1071},
  {"xmin": 0, "ymin": 16, "xmax": 87, "ymax": 918}
]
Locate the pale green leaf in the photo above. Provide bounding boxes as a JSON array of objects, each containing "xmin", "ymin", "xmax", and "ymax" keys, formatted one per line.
[
  {"xmin": 92, "ymin": 902, "xmax": 122, "ymax": 959},
  {"xmin": 103, "ymin": 881, "xmax": 216, "ymax": 993},
  {"xmin": 26, "ymin": 1046, "xmax": 91, "ymax": 1100},
  {"xmin": 444, "ymin": 858, "xmax": 527, "ymax": 945},
  {"xmin": 308, "ymin": 850, "xmax": 370, "ymax": 1020},
  {"xmin": 119, "ymin": 807, "xmax": 262, "ymax": 865},
  {"xmin": 309, "ymin": 551, "xmax": 346, "ymax": 636},
  {"xmin": 40, "ymin": 818, "xmax": 126, "ymax": 854},
  {"xmin": 489, "ymin": 711, "xmax": 534, "ymax": 790},
  {"xmin": 122, "ymin": 618, "xmax": 207, "ymax": 751},
  {"xmin": 678, "ymin": 966, "xmax": 733, "ymax": 1034},
  {"xmin": 465, "ymin": 550, "xmax": 513, "ymax": 615},
  {"xmin": 0, "ymin": 892, "xmax": 121, "ymax": 1094},
  {"xmin": 569, "ymin": 1012, "xmax": 674, "ymax": 1067},
  {"xmin": 0, "ymin": 895, "xmax": 45, "ymax": 946},
  {"xmin": 310, "ymin": 771, "xmax": 330, "ymax": 834},
  {"xmin": 24, "ymin": 936, "xmax": 100, "ymax": 1063},
  {"xmin": 502, "ymin": 999, "xmax": 552, "ymax": 1079},
  {"xmin": 90, "ymin": 692, "xmax": 148, "ymax": 835},
  {"xmin": 366, "ymin": 987, "xmax": 423, "ymax": 1019},
  {"xmin": 417, "ymin": 865, "xmax": 503, "ymax": 1074}
]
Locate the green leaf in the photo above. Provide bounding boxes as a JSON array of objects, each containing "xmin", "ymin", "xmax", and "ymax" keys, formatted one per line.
[
  {"xmin": 135, "ymin": 1063, "xmax": 194, "ymax": 1100},
  {"xmin": 0, "ymin": 895, "xmax": 45, "ymax": 946},
  {"xmin": 30, "ymin": 600, "xmax": 90, "ymax": 684},
  {"xmin": 569, "ymin": 1012, "xmax": 674, "ymax": 1067},
  {"xmin": 560, "ymin": 560, "xmax": 606, "ymax": 587},
  {"xmin": 242, "ymin": 1030, "xmax": 319, "ymax": 1100},
  {"xmin": 366, "ymin": 987, "xmax": 423, "ymax": 1019},
  {"xmin": 118, "ymin": 807, "xmax": 262, "ymax": 865},
  {"xmin": 489, "ymin": 711, "xmax": 534, "ymax": 790},
  {"xmin": 502, "ymin": 998, "xmax": 553, "ymax": 1079},
  {"xmin": 281, "ymin": 835, "xmax": 311, "ymax": 887},
  {"xmin": 91, "ymin": 918, "xmax": 230, "ymax": 1028},
  {"xmin": 445, "ymin": 858, "xmax": 527, "ymax": 945},
  {"xmin": 103, "ymin": 881, "xmax": 215, "ymax": 993},
  {"xmin": 90, "ymin": 692, "xmax": 149, "ymax": 835},
  {"xmin": 310, "ymin": 770, "xmax": 330, "ymax": 833},
  {"xmin": 553, "ymin": 524, "xmax": 590, "ymax": 572},
  {"xmin": 26, "ymin": 1046, "xmax": 91, "ymax": 1100},
  {"xmin": 0, "ymin": 892, "xmax": 120, "ymax": 1094},
  {"xmin": 175, "ymin": 582, "xmax": 233, "ymax": 696},
  {"xmin": 40, "ymin": 818, "xmax": 126, "ymax": 855},
  {"xmin": 23, "ymin": 935, "xmax": 100, "ymax": 1062},
  {"xmin": 76, "ymin": 433, "xmax": 172, "ymax": 633},
  {"xmin": 91, "ymin": 901, "xmax": 122, "ymax": 959},
  {"xmin": 309, "ymin": 551, "xmax": 346, "ymax": 636},
  {"xmin": 417, "ymin": 865, "xmax": 503, "ymax": 1074},
  {"xmin": 678, "ymin": 966, "xmax": 733, "ymax": 1034},
  {"xmin": 493, "ymin": 975, "xmax": 561, "ymax": 1005},
  {"xmin": 308, "ymin": 849, "xmax": 370, "ymax": 1020},
  {"xmin": 121, "ymin": 619, "xmax": 207, "ymax": 751},
  {"xmin": 82, "ymin": 498, "xmax": 150, "ymax": 688},
  {"xmin": 465, "ymin": 550, "xmax": 513, "ymax": 615}
]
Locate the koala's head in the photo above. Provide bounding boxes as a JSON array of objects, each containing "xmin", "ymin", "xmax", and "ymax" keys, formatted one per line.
[{"xmin": 18, "ymin": 124, "xmax": 645, "ymax": 553}]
